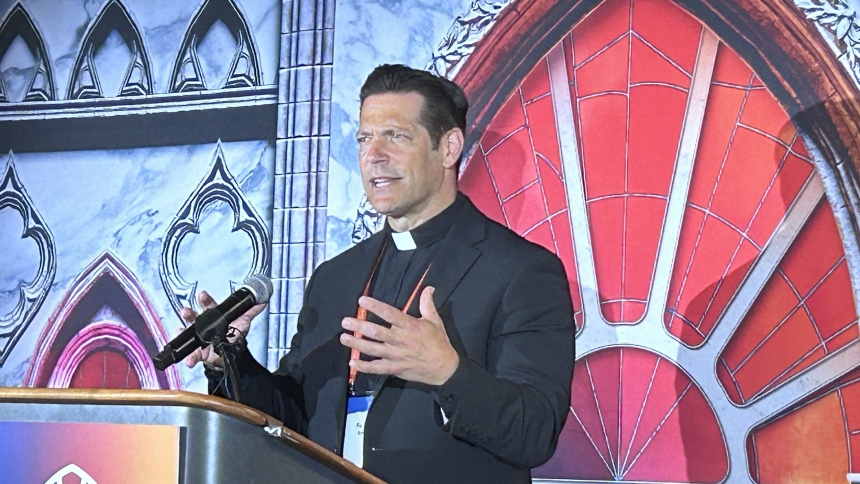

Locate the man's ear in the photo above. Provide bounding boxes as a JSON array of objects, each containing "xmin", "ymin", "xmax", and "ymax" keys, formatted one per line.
[{"xmin": 442, "ymin": 128, "xmax": 465, "ymax": 169}]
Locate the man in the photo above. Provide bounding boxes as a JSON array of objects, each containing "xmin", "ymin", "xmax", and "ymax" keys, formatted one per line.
[{"xmin": 185, "ymin": 65, "xmax": 575, "ymax": 483}]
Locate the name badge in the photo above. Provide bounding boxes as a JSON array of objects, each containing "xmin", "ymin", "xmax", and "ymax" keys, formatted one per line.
[{"xmin": 342, "ymin": 395, "xmax": 373, "ymax": 467}]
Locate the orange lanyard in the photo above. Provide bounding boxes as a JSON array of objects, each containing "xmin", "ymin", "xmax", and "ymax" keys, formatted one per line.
[{"xmin": 348, "ymin": 240, "xmax": 432, "ymax": 393}]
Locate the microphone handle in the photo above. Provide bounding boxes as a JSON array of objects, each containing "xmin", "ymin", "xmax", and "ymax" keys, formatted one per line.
[
  {"xmin": 195, "ymin": 288, "xmax": 257, "ymax": 342},
  {"xmin": 153, "ymin": 325, "xmax": 200, "ymax": 371},
  {"xmin": 152, "ymin": 288, "xmax": 258, "ymax": 371}
]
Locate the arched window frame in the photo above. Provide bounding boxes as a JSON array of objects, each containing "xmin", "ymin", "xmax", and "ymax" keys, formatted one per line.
[
  {"xmin": 48, "ymin": 320, "xmax": 158, "ymax": 389},
  {"xmin": 25, "ymin": 251, "xmax": 180, "ymax": 390}
]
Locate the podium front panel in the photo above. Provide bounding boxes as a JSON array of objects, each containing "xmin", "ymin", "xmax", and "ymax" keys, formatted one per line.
[{"xmin": 0, "ymin": 400, "xmax": 367, "ymax": 484}]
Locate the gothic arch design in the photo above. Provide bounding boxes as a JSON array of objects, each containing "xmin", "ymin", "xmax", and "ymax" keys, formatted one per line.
[
  {"xmin": 168, "ymin": 0, "xmax": 261, "ymax": 92},
  {"xmin": 454, "ymin": 0, "xmax": 860, "ymax": 481},
  {"xmin": 0, "ymin": 152, "xmax": 55, "ymax": 366},
  {"xmin": 0, "ymin": 3, "xmax": 54, "ymax": 101},
  {"xmin": 66, "ymin": 0, "xmax": 153, "ymax": 99},
  {"xmin": 48, "ymin": 321, "xmax": 156, "ymax": 388},
  {"xmin": 24, "ymin": 251, "xmax": 179, "ymax": 389},
  {"xmin": 160, "ymin": 141, "xmax": 271, "ymax": 317}
]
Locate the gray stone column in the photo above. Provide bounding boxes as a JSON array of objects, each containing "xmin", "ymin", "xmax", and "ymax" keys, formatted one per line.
[{"xmin": 269, "ymin": 0, "xmax": 334, "ymax": 368}]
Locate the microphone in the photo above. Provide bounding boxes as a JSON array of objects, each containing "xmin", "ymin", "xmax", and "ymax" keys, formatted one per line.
[{"xmin": 153, "ymin": 274, "xmax": 273, "ymax": 371}]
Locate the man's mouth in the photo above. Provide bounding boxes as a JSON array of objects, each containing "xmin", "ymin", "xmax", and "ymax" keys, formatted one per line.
[{"xmin": 371, "ymin": 177, "xmax": 398, "ymax": 188}]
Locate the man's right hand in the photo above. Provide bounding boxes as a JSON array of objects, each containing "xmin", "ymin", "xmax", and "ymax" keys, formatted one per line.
[{"xmin": 182, "ymin": 290, "xmax": 266, "ymax": 369}]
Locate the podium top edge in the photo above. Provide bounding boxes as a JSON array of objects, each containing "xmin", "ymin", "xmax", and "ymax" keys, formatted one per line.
[{"xmin": 0, "ymin": 388, "xmax": 269, "ymax": 427}]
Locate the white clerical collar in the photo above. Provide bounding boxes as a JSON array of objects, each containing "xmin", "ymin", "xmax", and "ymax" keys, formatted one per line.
[{"xmin": 391, "ymin": 230, "xmax": 417, "ymax": 251}]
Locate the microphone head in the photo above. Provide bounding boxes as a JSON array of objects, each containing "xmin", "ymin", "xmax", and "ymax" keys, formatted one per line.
[{"xmin": 242, "ymin": 274, "xmax": 273, "ymax": 304}]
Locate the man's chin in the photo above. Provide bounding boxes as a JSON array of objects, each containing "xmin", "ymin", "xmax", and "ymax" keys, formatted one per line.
[{"xmin": 366, "ymin": 200, "xmax": 401, "ymax": 218}]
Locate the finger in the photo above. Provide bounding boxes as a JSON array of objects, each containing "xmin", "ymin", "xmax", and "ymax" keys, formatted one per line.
[
  {"xmin": 418, "ymin": 286, "xmax": 443, "ymax": 325},
  {"xmin": 180, "ymin": 307, "xmax": 198, "ymax": 325},
  {"xmin": 351, "ymin": 357, "xmax": 395, "ymax": 376},
  {"xmin": 245, "ymin": 302, "xmax": 267, "ymax": 319},
  {"xmin": 237, "ymin": 303, "xmax": 266, "ymax": 324},
  {"xmin": 198, "ymin": 290, "xmax": 218, "ymax": 310},
  {"xmin": 340, "ymin": 333, "xmax": 394, "ymax": 359},
  {"xmin": 342, "ymin": 317, "xmax": 393, "ymax": 343},
  {"xmin": 185, "ymin": 347, "xmax": 203, "ymax": 368},
  {"xmin": 358, "ymin": 296, "xmax": 410, "ymax": 327}
]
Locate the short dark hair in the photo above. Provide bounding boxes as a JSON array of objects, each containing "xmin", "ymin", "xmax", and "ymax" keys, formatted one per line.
[{"xmin": 359, "ymin": 64, "xmax": 468, "ymax": 150}]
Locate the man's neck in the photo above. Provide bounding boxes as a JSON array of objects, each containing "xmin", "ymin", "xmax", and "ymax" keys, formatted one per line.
[{"xmin": 387, "ymin": 191, "xmax": 457, "ymax": 232}]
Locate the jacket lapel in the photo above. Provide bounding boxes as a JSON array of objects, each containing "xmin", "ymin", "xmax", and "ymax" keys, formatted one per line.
[{"xmin": 419, "ymin": 198, "xmax": 487, "ymax": 310}]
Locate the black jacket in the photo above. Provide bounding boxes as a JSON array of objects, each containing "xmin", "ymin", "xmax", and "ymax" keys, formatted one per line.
[{"xmin": 221, "ymin": 196, "xmax": 575, "ymax": 483}]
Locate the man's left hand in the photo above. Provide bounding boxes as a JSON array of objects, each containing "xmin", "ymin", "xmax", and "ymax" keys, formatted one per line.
[{"xmin": 340, "ymin": 286, "xmax": 459, "ymax": 386}]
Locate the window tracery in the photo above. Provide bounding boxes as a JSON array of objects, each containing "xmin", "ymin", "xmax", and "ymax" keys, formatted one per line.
[
  {"xmin": 169, "ymin": 0, "xmax": 260, "ymax": 92},
  {"xmin": 67, "ymin": 0, "xmax": 152, "ymax": 99},
  {"xmin": 160, "ymin": 142, "xmax": 271, "ymax": 318},
  {"xmin": 0, "ymin": 152, "xmax": 55, "ymax": 366},
  {"xmin": 0, "ymin": 4, "xmax": 53, "ymax": 102}
]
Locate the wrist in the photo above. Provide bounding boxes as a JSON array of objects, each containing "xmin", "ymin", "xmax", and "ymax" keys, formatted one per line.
[{"xmin": 435, "ymin": 351, "xmax": 460, "ymax": 386}]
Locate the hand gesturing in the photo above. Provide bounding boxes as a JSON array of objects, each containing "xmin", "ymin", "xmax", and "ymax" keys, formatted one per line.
[{"xmin": 340, "ymin": 286, "xmax": 459, "ymax": 386}]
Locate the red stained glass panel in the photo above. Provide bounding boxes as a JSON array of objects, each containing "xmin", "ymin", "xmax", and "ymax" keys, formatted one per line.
[
  {"xmin": 534, "ymin": 347, "xmax": 728, "ymax": 482},
  {"xmin": 460, "ymin": 59, "xmax": 584, "ymax": 329},
  {"xmin": 718, "ymin": 202, "xmax": 859, "ymax": 404},
  {"xmin": 665, "ymin": 43, "xmax": 814, "ymax": 346},
  {"xmin": 70, "ymin": 348, "xmax": 141, "ymax": 389},
  {"xmin": 571, "ymin": 0, "xmax": 700, "ymax": 323},
  {"xmin": 747, "ymin": 368, "xmax": 860, "ymax": 482}
]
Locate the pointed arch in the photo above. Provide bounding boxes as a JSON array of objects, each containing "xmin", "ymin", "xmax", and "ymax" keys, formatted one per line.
[
  {"xmin": 0, "ymin": 3, "xmax": 54, "ymax": 101},
  {"xmin": 168, "ymin": 0, "xmax": 261, "ymax": 92},
  {"xmin": 66, "ymin": 0, "xmax": 153, "ymax": 99},
  {"xmin": 24, "ymin": 251, "xmax": 180, "ymax": 389}
]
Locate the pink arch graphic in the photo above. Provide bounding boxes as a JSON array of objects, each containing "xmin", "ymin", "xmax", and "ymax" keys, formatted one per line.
[
  {"xmin": 25, "ymin": 250, "xmax": 180, "ymax": 389},
  {"xmin": 48, "ymin": 321, "xmax": 159, "ymax": 388}
]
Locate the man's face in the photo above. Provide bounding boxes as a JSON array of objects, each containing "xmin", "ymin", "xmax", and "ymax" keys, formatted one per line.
[{"xmin": 357, "ymin": 92, "xmax": 448, "ymax": 222}]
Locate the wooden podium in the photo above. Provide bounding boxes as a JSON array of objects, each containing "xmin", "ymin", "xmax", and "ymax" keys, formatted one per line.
[{"xmin": 0, "ymin": 388, "xmax": 385, "ymax": 484}]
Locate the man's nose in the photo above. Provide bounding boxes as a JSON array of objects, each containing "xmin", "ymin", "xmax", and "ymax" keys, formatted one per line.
[{"xmin": 362, "ymin": 137, "xmax": 388, "ymax": 164}]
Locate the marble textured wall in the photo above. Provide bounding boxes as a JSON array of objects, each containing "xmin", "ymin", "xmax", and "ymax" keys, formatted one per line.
[{"xmin": 0, "ymin": 0, "xmax": 280, "ymax": 390}]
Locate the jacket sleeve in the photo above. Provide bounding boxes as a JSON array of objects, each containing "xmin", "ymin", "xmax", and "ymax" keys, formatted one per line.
[
  {"xmin": 432, "ymin": 249, "xmax": 575, "ymax": 468},
  {"xmin": 207, "ymin": 270, "xmax": 321, "ymax": 434}
]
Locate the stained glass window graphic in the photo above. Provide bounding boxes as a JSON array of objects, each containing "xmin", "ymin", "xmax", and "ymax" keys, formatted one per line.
[
  {"xmin": 70, "ymin": 345, "xmax": 142, "ymax": 389},
  {"xmin": 746, "ymin": 367, "xmax": 860, "ymax": 483},
  {"xmin": 459, "ymin": 50, "xmax": 585, "ymax": 331},
  {"xmin": 458, "ymin": 0, "xmax": 860, "ymax": 481},
  {"xmin": 570, "ymin": 0, "xmax": 704, "ymax": 324},
  {"xmin": 665, "ymin": 43, "xmax": 815, "ymax": 348},
  {"xmin": 718, "ymin": 201, "xmax": 858, "ymax": 405},
  {"xmin": 24, "ymin": 251, "xmax": 179, "ymax": 390},
  {"xmin": 535, "ymin": 347, "xmax": 728, "ymax": 482}
]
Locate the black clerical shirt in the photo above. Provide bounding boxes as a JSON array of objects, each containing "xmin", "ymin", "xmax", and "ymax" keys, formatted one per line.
[{"xmin": 351, "ymin": 193, "xmax": 466, "ymax": 396}]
